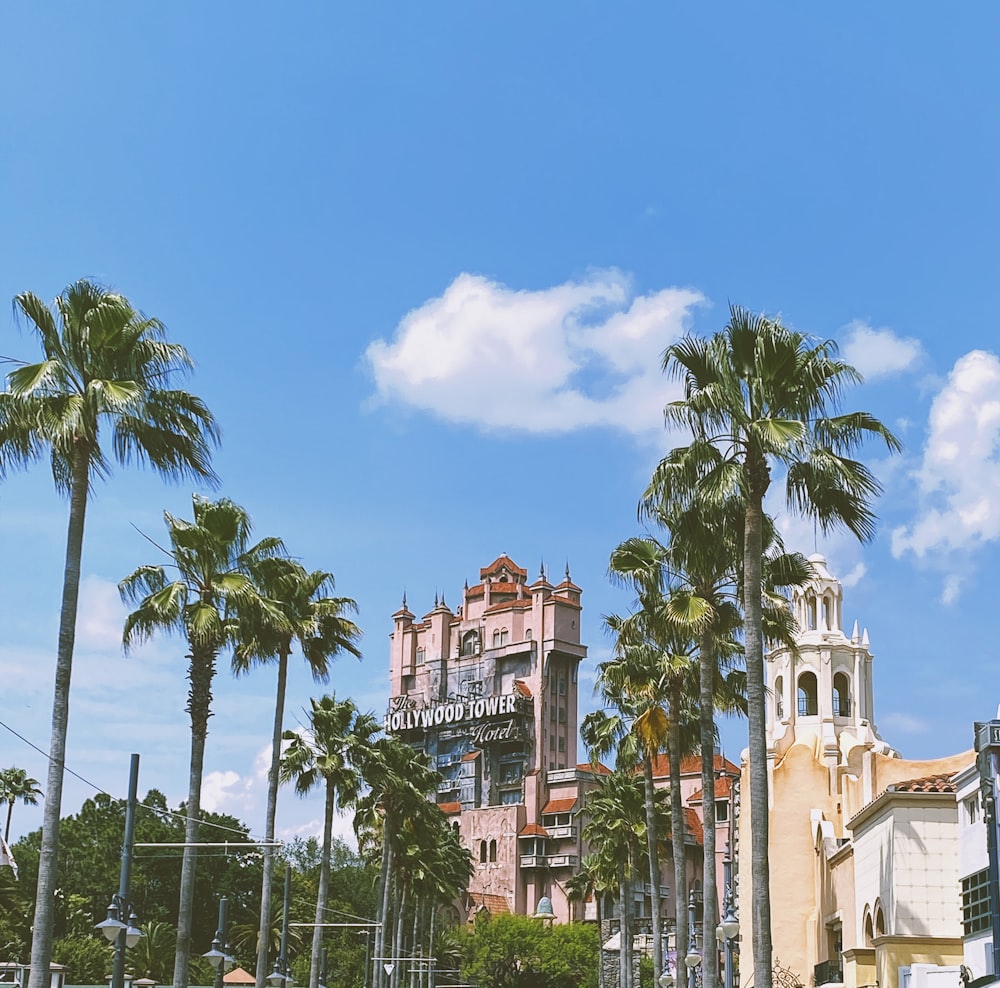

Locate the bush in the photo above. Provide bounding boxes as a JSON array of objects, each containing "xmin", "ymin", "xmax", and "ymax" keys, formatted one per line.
[{"xmin": 52, "ymin": 935, "xmax": 114, "ymax": 985}]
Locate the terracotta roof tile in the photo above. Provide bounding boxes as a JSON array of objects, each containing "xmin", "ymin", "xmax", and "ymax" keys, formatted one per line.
[
  {"xmin": 481, "ymin": 556, "xmax": 528, "ymax": 579},
  {"xmin": 578, "ymin": 762, "xmax": 612, "ymax": 776},
  {"xmin": 688, "ymin": 776, "xmax": 734, "ymax": 804},
  {"xmin": 886, "ymin": 773, "xmax": 957, "ymax": 794},
  {"xmin": 519, "ymin": 823, "xmax": 550, "ymax": 837},
  {"xmin": 462, "ymin": 751, "xmax": 481, "ymax": 761},
  {"xmin": 542, "ymin": 797, "xmax": 578, "ymax": 815},
  {"xmin": 650, "ymin": 753, "xmax": 740, "ymax": 779},
  {"xmin": 437, "ymin": 801, "xmax": 462, "ymax": 815},
  {"xmin": 469, "ymin": 892, "xmax": 511, "ymax": 915},
  {"xmin": 683, "ymin": 808, "xmax": 704, "ymax": 845},
  {"xmin": 484, "ymin": 599, "xmax": 533, "ymax": 614},
  {"xmin": 514, "ymin": 680, "xmax": 532, "ymax": 699}
]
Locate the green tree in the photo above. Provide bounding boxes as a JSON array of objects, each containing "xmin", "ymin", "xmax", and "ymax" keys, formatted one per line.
[
  {"xmin": 120, "ymin": 495, "xmax": 286, "ymax": 988},
  {"xmin": 281, "ymin": 695, "xmax": 379, "ymax": 988},
  {"xmin": 653, "ymin": 307, "xmax": 900, "ymax": 988},
  {"xmin": 0, "ymin": 767, "xmax": 42, "ymax": 842},
  {"xmin": 0, "ymin": 280, "xmax": 218, "ymax": 988},
  {"xmin": 51, "ymin": 934, "xmax": 113, "ymax": 984},
  {"xmin": 460, "ymin": 913, "xmax": 598, "ymax": 988},
  {"xmin": 235, "ymin": 558, "xmax": 362, "ymax": 988}
]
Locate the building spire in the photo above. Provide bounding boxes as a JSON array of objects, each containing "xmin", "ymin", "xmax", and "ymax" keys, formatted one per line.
[{"xmin": 565, "ymin": 560, "xmax": 571, "ymax": 581}]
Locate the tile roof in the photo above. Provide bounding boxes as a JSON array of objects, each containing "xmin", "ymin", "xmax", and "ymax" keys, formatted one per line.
[
  {"xmin": 469, "ymin": 892, "xmax": 511, "ymax": 915},
  {"xmin": 223, "ymin": 969, "xmax": 256, "ymax": 986},
  {"xmin": 462, "ymin": 751, "xmax": 481, "ymax": 761},
  {"xmin": 886, "ymin": 773, "xmax": 957, "ymax": 794},
  {"xmin": 578, "ymin": 761, "xmax": 612, "ymax": 775},
  {"xmin": 513, "ymin": 679, "xmax": 532, "ymax": 698},
  {"xmin": 437, "ymin": 801, "xmax": 462, "ymax": 815},
  {"xmin": 688, "ymin": 776, "xmax": 735, "ymax": 803},
  {"xmin": 484, "ymin": 599, "xmax": 533, "ymax": 614},
  {"xmin": 683, "ymin": 808, "xmax": 704, "ymax": 845},
  {"xmin": 481, "ymin": 555, "xmax": 528, "ymax": 579},
  {"xmin": 519, "ymin": 823, "xmax": 550, "ymax": 837},
  {"xmin": 542, "ymin": 797, "xmax": 578, "ymax": 814},
  {"xmin": 650, "ymin": 753, "xmax": 740, "ymax": 779}
]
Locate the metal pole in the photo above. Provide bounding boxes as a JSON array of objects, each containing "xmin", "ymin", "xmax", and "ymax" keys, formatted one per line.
[
  {"xmin": 362, "ymin": 929, "xmax": 371, "ymax": 988},
  {"xmin": 687, "ymin": 891, "xmax": 697, "ymax": 988},
  {"xmin": 213, "ymin": 898, "xmax": 229, "ymax": 988},
  {"xmin": 975, "ymin": 725, "xmax": 1000, "ymax": 979},
  {"xmin": 723, "ymin": 851, "xmax": 733, "ymax": 988},
  {"xmin": 278, "ymin": 868, "xmax": 291, "ymax": 986},
  {"xmin": 111, "ymin": 754, "xmax": 140, "ymax": 988}
]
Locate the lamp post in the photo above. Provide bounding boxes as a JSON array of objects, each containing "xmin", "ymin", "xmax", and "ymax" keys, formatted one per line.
[
  {"xmin": 267, "ymin": 869, "xmax": 292, "ymax": 988},
  {"xmin": 95, "ymin": 754, "xmax": 143, "ymax": 988},
  {"xmin": 203, "ymin": 897, "xmax": 235, "ymax": 988},
  {"xmin": 684, "ymin": 890, "xmax": 701, "ymax": 988},
  {"xmin": 715, "ymin": 844, "xmax": 739, "ymax": 988},
  {"xmin": 357, "ymin": 929, "xmax": 371, "ymax": 988}
]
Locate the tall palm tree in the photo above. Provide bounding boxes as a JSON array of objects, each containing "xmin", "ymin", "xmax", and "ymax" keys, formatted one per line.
[
  {"xmin": 0, "ymin": 767, "xmax": 42, "ymax": 842},
  {"xmin": 280, "ymin": 695, "xmax": 379, "ymax": 988},
  {"xmin": 0, "ymin": 281, "xmax": 218, "ymax": 988},
  {"xmin": 652, "ymin": 306, "xmax": 901, "ymax": 988},
  {"xmin": 120, "ymin": 495, "xmax": 286, "ymax": 988},
  {"xmin": 235, "ymin": 559, "xmax": 363, "ymax": 988}
]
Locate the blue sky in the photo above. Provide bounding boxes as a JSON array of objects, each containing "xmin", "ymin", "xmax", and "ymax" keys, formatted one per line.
[{"xmin": 2, "ymin": 4, "xmax": 999, "ymax": 847}]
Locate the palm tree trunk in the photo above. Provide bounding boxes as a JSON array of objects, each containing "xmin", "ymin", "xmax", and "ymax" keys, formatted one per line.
[
  {"xmin": 427, "ymin": 898, "xmax": 436, "ymax": 988},
  {"xmin": 173, "ymin": 646, "xmax": 217, "ymax": 988},
  {"xmin": 744, "ymin": 485, "xmax": 772, "ymax": 988},
  {"xmin": 257, "ymin": 650, "xmax": 291, "ymax": 988},
  {"xmin": 409, "ymin": 898, "xmax": 419, "ymax": 988},
  {"xmin": 621, "ymin": 866, "xmax": 633, "ymax": 988},
  {"xmin": 4, "ymin": 800, "xmax": 13, "ymax": 843},
  {"xmin": 28, "ymin": 446, "xmax": 89, "ymax": 988},
  {"xmin": 376, "ymin": 835, "xmax": 394, "ymax": 988},
  {"xmin": 641, "ymin": 753, "xmax": 664, "ymax": 984},
  {"xmin": 310, "ymin": 780, "xmax": 335, "ymax": 988},
  {"xmin": 699, "ymin": 625, "xmax": 718, "ymax": 988},
  {"xmin": 392, "ymin": 878, "xmax": 407, "ymax": 988},
  {"xmin": 669, "ymin": 682, "xmax": 687, "ymax": 983}
]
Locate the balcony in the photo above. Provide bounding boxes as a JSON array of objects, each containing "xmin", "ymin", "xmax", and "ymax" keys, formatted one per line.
[
  {"xmin": 547, "ymin": 853, "xmax": 579, "ymax": 868},
  {"xmin": 814, "ymin": 961, "xmax": 843, "ymax": 986},
  {"xmin": 635, "ymin": 882, "xmax": 670, "ymax": 899},
  {"xmin": 520, "ymin": 854, "xmax": 547, "ymax": 869},
  {"xmin": 437, "ymin": 778, "xmax": 459, "ymax": 793},
  {"xmin": 546, "ymin": 825, "xmax": 577, "ymax": 840}
]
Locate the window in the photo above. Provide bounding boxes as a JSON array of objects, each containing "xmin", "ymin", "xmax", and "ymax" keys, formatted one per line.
[
  {"xmin": 798, "ymin": 672, "xmax": 818, "ymax": 716},
  {"xmin": 550, "ymin": 736, "xmax": 556, "ymax": 751},
  {"xmin": 823, "ymin": 596, "xmax": 834, "ymax": 631},
  {"xmin": 558, "ymin": 678, "xmax": 566, "ymax": 695},
  {"xmin": 461, "ymin": 631, "xmax": 480, "ymax": 656},
  {"xmin": 833, "ymin": 672, "xmax": 851, "ymax": 717},
  {"xmin": 500, "ymin": 629, "xmax": 509, "ymax": 646},
  {"xmin": 479, "ymin": 841, "xmax": 487, "ymax": 863},
  {"xmin": 807, "ymin": 595, "xmax": 817, "ymax": 630},
  {"xmin": 558, "ymin": 706, "xmax": 567, "ymax": 724},
  {"xmin": 525, "ymin": 628, "xmax": 533, "ymax": 640},
  {"xmin": 716, "ymin": 800, "xmax": 728, "ymax": 823},
  {"xmin": 874, "ymin": 906, "xmax": 885, "ymax": 939},
  {"xmin": 775, "ymin": 675, "xmax": 784, "ymax": 720},
  {"xmin": 550, "ymin": 706, "xmax": 557, "ymax": 724},
  {"xmin": 493, "ymin": 630, "xmax": 501, "ymax": 648},
  {"xmin": 489, "ymin": 839, "xmax": 497, "ymax": 863},
  {"xmin": 963, "ymin": 869, "xmax": 991, "ymax": 936},
  {"xmin": 499, "ymin": 761, "xmax": 523, "ymax": 786},
  {"xmin": 558, "ymin": 737, "xmax": 566, "ymax": 753},
  {"xmin": 416, "ymin": 647, "xmax": 425, "ymax": 664},
  {"xmin": 965, "ymin": 794, "xmax": 981, "ymax": 825}
]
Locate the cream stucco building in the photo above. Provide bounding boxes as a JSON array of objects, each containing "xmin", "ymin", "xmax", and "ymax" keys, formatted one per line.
[{"xmin": 737, "ymin": 554, "xmax": 975, "ymax": 988}]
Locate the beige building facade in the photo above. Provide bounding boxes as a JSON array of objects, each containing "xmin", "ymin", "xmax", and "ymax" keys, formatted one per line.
[{"xmin": 737, "ymin": 554, "xmax": 974, "ymax": 988}]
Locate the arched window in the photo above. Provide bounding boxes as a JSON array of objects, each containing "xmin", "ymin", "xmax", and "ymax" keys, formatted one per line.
[
  {"xmin": 874, "ymin": 905, "xmax": 885, "ymax": 938},
  {"xmin": 525, "ymin": 628, "xmax": 533, "ymax": 640},
  {"xmin": 479, "ymin": 840, "xmax": 487, "ymax": 863},
  {"xmin": 863, "ymin": 911, "xmax": 874, "ymax": 947},
  {"xmin": 833, "ymin": 672, "xmax": 851, "ymax": 717},
  {"xmin": 797, "ymin": 672, "xmax": 818, "ymax": 716},
  {"xmin": 462, "ymin": 630, "xmax": 480, "ymax": 656},
  {"xmin": 775, "ymin": 675, "xmax": 785, "ymax": 720},
  {"xmin": 807, "ymin": 596, "xmax": 817, "ymax": 630},
  {"xmin": 500, "ymin": 628, "xmax": 509, "ymax": 646},
  {"xmin": 489, "ymin": 839, "xmax": 497, "ymax": 862},
  {"xmin": 823, "ymin": 595, "xmax": 834, "ymax": 630},
  {"xmin": 493, "ymin": 630, "xmax": 501, "ymax": 648},
  {"xmin": 452, "ymin": 821, "xmax": 460, "ymax": 835}
]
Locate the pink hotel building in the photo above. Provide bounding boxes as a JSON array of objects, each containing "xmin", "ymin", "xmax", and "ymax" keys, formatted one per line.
[{"xmin": 385, "ymin": 554, "xmax": 725, "ymax": 929}]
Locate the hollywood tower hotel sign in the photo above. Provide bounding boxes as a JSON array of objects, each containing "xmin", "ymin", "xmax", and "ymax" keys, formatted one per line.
[{"xmin": 386, "ymin": 555, "xmax": 595, "ymax": 923}]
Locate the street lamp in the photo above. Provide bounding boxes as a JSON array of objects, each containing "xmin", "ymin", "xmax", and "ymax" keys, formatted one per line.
[
  {"xmin": 684, "ymin": 890, "xmax": 701, "ymax": 988},
  {"xmin": 267, "ymin": 869, "xmax": 292, "ymax": 988},
  {"xmin": 203, "ymin": 897, "xmax": 236, "ymax": 988},
  {"xmin": 717, "ymin": 843, "xmax": 739, "ymax": 988}
]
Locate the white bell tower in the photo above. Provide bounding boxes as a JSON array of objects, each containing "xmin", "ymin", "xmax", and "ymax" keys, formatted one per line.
[{"xmin": 766, "ymin": 553, "xmax": 891, "ymax": 773}]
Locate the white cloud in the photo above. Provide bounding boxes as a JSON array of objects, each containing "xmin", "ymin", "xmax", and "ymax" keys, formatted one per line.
[
  {"xmin": 840, "ymin": 563, "xmax": 867, "ymax": 588},
  {"xmin": 365, "ymin": 271, "xmax": 704, "ymax": 439},
  {"xmin": 892, "ymin": 350, "xmax": 1000, "ymax": 560},
  {"xmin": 880, "ymin": 712, "xmax": 929, "ymax": 735},
  {"xmin": 941, "ymin": 575, "xmax": 963, "ymax": 606},
  {"xmin": 201, "ymin": 770, "xmax": 243, "ymax": 812},
  {"xmin": 841, "ymin": 322, "xmax": 924, "ymax": 380},
  {"xmin": 75, "ymin": 575, "xmax": 130, "ymax": 650}
]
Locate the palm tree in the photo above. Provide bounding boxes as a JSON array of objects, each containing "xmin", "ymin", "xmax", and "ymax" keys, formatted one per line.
[
  {"xmin": 120, "ymin": 495, "xmax": 286, "ymax": 988},
  {"xmin": 652, "ymin": 306, "xmax": 901, "ymax": 988},
  {"xmin": 0, "ymin": 281, "xmax": 218, "ymax": 988},
  {"xmin": 235, "ymin": 559, "xmax": 363, "ymax": 988},
  {"xmin": 280, "ymin": 695, "xmax": 379, "ymax": 988},
  {"xmin": 0, "ymin": 767, "xmax": 42, "ymax": 842}
]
